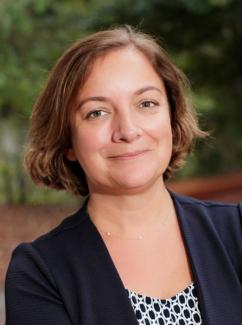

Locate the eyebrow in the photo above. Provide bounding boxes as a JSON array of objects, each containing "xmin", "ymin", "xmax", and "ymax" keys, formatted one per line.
[{"xmin": 76, "ymin": 86, "xmax": 162, "ymax": 109}]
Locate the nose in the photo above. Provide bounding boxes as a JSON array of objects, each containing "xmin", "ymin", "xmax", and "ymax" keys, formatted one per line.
[{"xmin": 112, "ymin": 110, "xmax": 142, "ymax": 143}]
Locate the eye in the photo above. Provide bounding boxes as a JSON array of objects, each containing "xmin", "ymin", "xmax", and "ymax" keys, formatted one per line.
[
  {"xmin": 85, "ymin": 110, "xmax": 108, "ymax": 120},
  {"xmin": 139, "ymin": 100, "xmax": 158, "ymax": 108}
]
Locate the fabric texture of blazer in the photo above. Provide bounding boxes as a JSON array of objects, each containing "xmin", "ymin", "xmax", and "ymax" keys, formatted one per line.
[{"xmin": 5, "ymin": 191, "xmax": 242, "ymax": 325}]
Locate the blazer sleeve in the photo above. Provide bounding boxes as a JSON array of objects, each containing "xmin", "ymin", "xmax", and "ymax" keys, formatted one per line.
[{"xmin": 5, "ymin": 243, "xmax": 72, "ymax": 325}]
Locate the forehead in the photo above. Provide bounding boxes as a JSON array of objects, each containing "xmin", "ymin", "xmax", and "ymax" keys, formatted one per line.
[{"xmin": 78, "ymin": 47, "xmax": 165, "ymax": 96}]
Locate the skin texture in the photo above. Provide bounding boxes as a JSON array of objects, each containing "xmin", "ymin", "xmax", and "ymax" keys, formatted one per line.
[
  {"xmin": 67, "ymin": 47, "xmax": 173, "ymax": 197},
  {"xmin": 67, "ymin": 48, "xmax": 193, "ymax": 299}
]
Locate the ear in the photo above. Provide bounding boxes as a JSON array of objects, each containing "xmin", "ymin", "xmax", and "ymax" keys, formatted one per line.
[{"xmin": 66, "ymin": 148, "xmax": 77, "ymax": 161}]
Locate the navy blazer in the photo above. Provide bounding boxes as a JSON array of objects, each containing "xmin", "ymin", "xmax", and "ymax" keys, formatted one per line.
[{"xmin": 5, "ymin": 192, "xmax": 242, "ymax": 324}]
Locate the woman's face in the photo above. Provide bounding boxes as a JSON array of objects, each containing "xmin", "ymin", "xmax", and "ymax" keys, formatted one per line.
[{"xmin": 67, "ymin": 47, "xmax": 173, "ymax": 195}]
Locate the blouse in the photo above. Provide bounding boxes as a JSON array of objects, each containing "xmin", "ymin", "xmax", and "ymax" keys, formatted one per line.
[{"xmin": 126, "ymin": 282, "xmax": 202, "ymax": 324}]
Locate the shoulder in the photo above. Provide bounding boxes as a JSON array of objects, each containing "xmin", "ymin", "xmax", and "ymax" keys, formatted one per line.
[
  {"xmin": 7, "ymin": 199, "xmax": 92, "ymax": 276},
  {"xmin": 170, "ymin": 191, "xmax": 242, "ymax": 237},
  {"xmin": 170, "ymin": 192, "xmax": 242, "ymax": 278},
  {"xmin": 170, "ymin": 191, "xmax": 242, "ymax": 245},
  {"xmin": 31, "ymin": 197, "xmax": 92, "ymax": 252},
  {"xmin": 170, "ymin": 190, "xmax": 241, "ymax": 217},
  {"xmin": 4, "ymin": 206, "xmax": 89, "ymax": 324},
  {"xmin": 171, "ymin": 190, "xmax": 239, "ymax": 207}
]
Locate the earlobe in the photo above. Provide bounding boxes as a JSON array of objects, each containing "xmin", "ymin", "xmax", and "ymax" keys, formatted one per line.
[{"xmin": 66, "ymin": 148, "xmax": 77, "ymax": 161}]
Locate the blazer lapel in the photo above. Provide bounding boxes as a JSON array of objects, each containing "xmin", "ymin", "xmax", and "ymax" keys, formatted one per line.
[
  {"xmin": 80, "ymin": 202, "xmax": 138, "ymax": 324},
  {"xmin": 171, "ymin": 192, "xmax": 242, "ymax": 325}
]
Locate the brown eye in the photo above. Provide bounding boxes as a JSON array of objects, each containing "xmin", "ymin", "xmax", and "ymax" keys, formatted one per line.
[
  {"xmin": 86, "ymin": 110, "xmax": 107, "ymax": 119},
  {"xmin": 139, "ymin": 100, "xmax": 158, "ymax": 108}
]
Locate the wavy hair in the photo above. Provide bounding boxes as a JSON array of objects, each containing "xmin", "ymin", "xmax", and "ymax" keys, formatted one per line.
[{"xmin": 24, "ymin": 25, "xmax": 207, "ymax": 196}]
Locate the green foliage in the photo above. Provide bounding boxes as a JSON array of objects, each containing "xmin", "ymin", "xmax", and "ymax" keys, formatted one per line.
[
  {"xmin": 0, "ymin": 0, "xmax": 241, "ymax": 203},
  {"xmin": 0, "ymin": 0, "xmax": 90, "ymax": 118}
]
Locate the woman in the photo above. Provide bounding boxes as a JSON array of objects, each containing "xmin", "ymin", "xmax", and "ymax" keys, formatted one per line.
[{"xmin": 5, "ymin": 25, "xmax": 242, "ymax": 325}]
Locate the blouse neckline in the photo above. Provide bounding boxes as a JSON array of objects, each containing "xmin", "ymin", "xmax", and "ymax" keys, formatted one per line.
[{"xmin": 125, "ymin": 281, "xmax": 194, "ymax": 303}]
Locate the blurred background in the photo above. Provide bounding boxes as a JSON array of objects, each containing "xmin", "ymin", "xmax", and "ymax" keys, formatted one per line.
[{"xmin": 1, "ymin": 0, "xmax": 242, "ymax": 322}]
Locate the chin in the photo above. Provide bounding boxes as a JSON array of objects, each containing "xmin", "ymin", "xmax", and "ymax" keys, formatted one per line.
[{"xmin": 111, "ymin": 170, "xmax": 164, "ymax": 192}]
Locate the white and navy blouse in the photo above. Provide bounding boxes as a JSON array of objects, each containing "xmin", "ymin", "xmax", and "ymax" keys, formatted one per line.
[{"xmin": 126, "ymin": 282, "xmax": 202, "ymax": 324}]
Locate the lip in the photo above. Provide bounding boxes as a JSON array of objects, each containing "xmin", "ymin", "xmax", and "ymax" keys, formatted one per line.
[{"xmin": 109, "ymin": 150, "xmax": 150, "ymax": 160}]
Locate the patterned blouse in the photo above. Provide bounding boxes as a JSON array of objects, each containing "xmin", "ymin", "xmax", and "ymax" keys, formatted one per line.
[{"xmin": 126, "ymin": 282, "xmax": 202, "ymax": 324}]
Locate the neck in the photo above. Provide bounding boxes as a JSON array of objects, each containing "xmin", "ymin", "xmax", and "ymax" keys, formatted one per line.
[{"xmin": 87, "ymin": 179, "xmax": 175, "ymax": 237}]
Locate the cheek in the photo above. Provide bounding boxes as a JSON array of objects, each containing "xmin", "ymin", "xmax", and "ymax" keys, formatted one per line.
[
  {"xmin": 146, "ymin": 114, "xmax": 172, "ymax": 143},
  {"xmin": 73, "ymin": 127, "xmax": 110, "ymax": 157}
]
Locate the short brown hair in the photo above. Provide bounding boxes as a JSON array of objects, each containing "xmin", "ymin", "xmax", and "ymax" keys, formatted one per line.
[{"xmin": 24, "ymin": 25, "xmax": 207, "ymax": 196}]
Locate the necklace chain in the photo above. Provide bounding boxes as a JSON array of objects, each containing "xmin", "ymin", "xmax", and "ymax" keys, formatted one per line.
[{"xmin": 99, "ymin": 214, "xmax": 169, "ymax": 240}]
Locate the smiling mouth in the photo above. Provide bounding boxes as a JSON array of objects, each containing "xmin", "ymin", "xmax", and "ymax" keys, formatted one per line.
[{"xmin": 109, "ymin": 150, "xmax": 149, "ymax": 160}]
